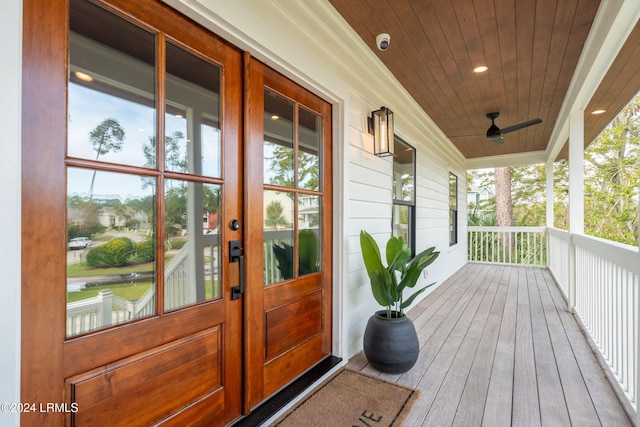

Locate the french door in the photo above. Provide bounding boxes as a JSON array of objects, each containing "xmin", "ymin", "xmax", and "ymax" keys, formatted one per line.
[
  {"xmin": 21, "ymin": 0, "xmax": 332, "ymax": 425},
  {"xmin": 244, "ymin": 58, "xmax": 333, "ymax": 409}
]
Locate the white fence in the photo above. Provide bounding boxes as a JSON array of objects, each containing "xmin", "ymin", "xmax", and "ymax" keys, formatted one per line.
[
  {"xmin": 264, "ymin": 229, "xmax": 295, "ymax": 285},
  {"xmin": 467, "ymin": 226, "xmax": 546, "ymax": 265},
  {"xmin": 66, "ymin": 244, "xmax": 190, "ymax": 335}
]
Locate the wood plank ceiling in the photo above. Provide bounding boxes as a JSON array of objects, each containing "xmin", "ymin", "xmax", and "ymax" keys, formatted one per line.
[{"xmin": 329, "ymin": 0, "xmax": 640, "ymax": 161}]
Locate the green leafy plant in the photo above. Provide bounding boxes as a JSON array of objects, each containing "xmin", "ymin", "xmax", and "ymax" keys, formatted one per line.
[
  {"xmin": 86, "ymin": 237, "xmax": 135, "ymax": 268},
  {"xmin": 273, "ymin": 230, "xmax": 319, "ymax": 279},
  {"xmin": 360, "ymin": 230, "xmax": 439, "ymax": 318}
]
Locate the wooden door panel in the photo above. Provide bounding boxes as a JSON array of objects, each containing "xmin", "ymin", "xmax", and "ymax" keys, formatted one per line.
[
  {"xmin": 245, "ymin": 59, "xmax": 333, "ymax": 409},
  {"xmin": 263, "ymin": 334, "xmax": 328, "ymax": 397},
  {"xmin": 262, "ymin": 273, "xmax": 322, "ymax": 307},
  {"xmin": 67, "ymin": 328, "xmax": 223, "ymax": 426},
  {"xmin": 62, "ymin": 301, "xmax": 225, "ymax": 379},
  {"xmin": 265, "ymin": 290, "xmax": 323, "ymax": 360},
  {"xmin": 153, "ymin": 393, "xmax": 224, "ymax": 427}
]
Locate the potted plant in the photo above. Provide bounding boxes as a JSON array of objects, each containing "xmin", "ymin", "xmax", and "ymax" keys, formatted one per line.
[{"xmin": 359, "ymin": 230, "xmax": 439, "ymax": 374}]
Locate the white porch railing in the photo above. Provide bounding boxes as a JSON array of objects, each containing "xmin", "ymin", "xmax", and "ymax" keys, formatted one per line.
[
  {"xmin": 570, "ymin": 232, "xmax": 640, "ymax": 414},
  {"xmin": 65, "ymin": 243, "xmax": 191, "ymax": 336},
  {"xmin": 67, "ymin": 230, "xmax": 294, "ymax": 335},
  {"xmin": 264, "ymin": 229, "xmax": 295, "ymax": 284},
  {"xmin": 164, "ymin": 242, "xmax": 191, "ymax": 311},
  {"xmin": 467, "ymin": 226, "xmax": 546, "ymax": 265},
  {"xmin": 66, "ymin": 290, "xmax": 136, "ymax": 335},
  {"xmin": 547, "ymin": 227, "xmax": 570, "ymax": 299}
]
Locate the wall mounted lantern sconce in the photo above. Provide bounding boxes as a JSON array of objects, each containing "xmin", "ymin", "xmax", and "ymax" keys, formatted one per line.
[{"xmin": 368, "ymin": 106, "xmax": 394, "ymax": 157}]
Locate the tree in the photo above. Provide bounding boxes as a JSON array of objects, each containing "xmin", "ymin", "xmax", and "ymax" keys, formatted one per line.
[
  {"xmin": 88, "ymin": 118, "xmax": 125, "ymax": 197},
  {"xmin": 583, "ymin": 97, "xmax": 640, "ymax": 245},
  {"xmin": 164, "ymin": 185, "xmax": 188, "ymax": 237},
  {"xmin": 267, "ymin": 144, "xmax": 319, "ymax": 190},
  {"xmin": 494, "ymin": 166, "xmax": 514, "ymax": 250},
  {"xmin": 67, "ymin": 196, "xmax": 104, "ymax": 239},
  {"xmin": 142, "ymin": 131, "xmax": 187, "ymax": 189},
  {"xmin": 511, "ymin": 164, "xmax": 547, "ymax": 226},
  {"xmin": 265, "ymin": 201, "xmax": 288, "ymax": 230}
]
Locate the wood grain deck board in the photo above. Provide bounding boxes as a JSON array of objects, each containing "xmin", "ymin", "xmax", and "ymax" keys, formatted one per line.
[{"xmin": 346, "ymin": 264, "xmax": 632, "ymax": 426}]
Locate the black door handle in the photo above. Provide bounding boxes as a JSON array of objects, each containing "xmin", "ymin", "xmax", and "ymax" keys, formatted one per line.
[{"xmin": 230, "ymin": 240, "xmax": 244, "ymax": 300}]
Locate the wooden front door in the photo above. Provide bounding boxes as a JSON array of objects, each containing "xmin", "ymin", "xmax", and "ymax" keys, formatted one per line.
[
  {"xmin": 244, "ymin": 59, "xmax": 333, "ymax": 409},
  {"xmin": 22, "ymin": 0, "xmax": 244, "ymax": 425},
  {"xmin": 22, "ymin": 1, "xmax": 332, "ymax": 425}
]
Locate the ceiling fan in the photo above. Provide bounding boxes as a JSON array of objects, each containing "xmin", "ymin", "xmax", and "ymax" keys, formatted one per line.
[
  {"xmin": 484, "ymin": 112, "xmax": 542, "ymax": 144},
  {"xmin": 449, "ymin": 112, "xmax": 542, "ymax": 144}
]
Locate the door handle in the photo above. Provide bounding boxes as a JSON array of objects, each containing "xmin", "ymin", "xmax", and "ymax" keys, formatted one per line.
[{"xmin": 230, "ymin": 240, "xmax": 244, "ymax": 300}]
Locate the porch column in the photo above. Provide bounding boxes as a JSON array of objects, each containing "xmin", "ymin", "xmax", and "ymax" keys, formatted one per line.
[
  {"xmin": 545, "ymin": 161, "xmax": 554, "ymax": 228},
  {"xmin": 568, "ymin": 108, "xmax": 584, "ymax": 312},
  {"xmin": 545, "ymin": 161, "xmax": 554, "ymax": 268}
]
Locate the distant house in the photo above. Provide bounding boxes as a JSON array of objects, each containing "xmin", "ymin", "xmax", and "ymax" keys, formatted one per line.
[
  {"xmin": 467, "ymin": 184, "xmax": 494, "ymax": 209},
  {"xmin": 98, "ymin": 207, "xmax": 150, "ymax": 231}
]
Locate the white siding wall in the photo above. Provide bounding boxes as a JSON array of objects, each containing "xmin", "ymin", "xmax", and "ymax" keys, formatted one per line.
[
  {"xmin": 1, "ymin": 0, "xmax": 21, "ymax": 425},
  {"xmin": 345, "ymin": 93, "xmax": 467, "ymax": 356}
]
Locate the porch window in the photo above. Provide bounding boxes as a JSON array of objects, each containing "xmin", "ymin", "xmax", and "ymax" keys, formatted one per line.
[
  {"xmin": 392, "ymin": 138, "xmax": 415, "ymax": 254},
  {"xmin": 449, "ymin": 172, "xmax": 458, "ymax": 245}
]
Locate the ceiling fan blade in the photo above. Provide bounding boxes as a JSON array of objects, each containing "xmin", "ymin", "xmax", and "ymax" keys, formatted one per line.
[
  {"xmin": 500, "ymin": 118, "xmax": 542, "ymax": 135},
  {"xmin": 447, "ymin": 134, "xmax": 484, "ymax": 139}
]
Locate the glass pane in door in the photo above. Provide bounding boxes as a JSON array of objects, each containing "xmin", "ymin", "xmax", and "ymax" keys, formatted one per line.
[
  {"xmin": 165, "ymin": 42, "xmax": 221, "ymax": 177},
  {"xmin": 298, "ymin": 107, "xmax": 321, "ymax": 191},
  {"xmin": 263, "ymin": 90, "xmax": 294, "ymax": 187},
  {"xmin": 264, "ymin": 190, "xmax": 295, "ymax": 285},
  {"xmin": 164, "ymin": 179, "xmax": 221, "ymax": 311},
  {"xmin": 298, "ymin": 195, "xmax": 321, "ymax": 276},
  {"xmin": 68, "ymin": 1, "xmax": 156, "ymax": 168},
  {"xmin": 66, "ymin": 167, "xmax": 156, "ymax": 337}
]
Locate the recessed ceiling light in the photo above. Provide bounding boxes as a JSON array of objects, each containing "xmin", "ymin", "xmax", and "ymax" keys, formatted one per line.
[
  {"xmin": 473, "ymin": 65, "xmax": 488, "ymax": 73},
  {"xmin": 591, "ymin": 109, "xmax": 606, "ymax": 115},
  {"xmin": 75, "ymin": 71, "xmax": 93, "ymax": 82},
  {"xmin": 271, "ymin": 115, "xmax": 279, "ymax": 120}
]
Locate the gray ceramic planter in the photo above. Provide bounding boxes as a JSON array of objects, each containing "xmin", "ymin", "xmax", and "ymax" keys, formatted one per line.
[{"xmin": 363, "ymin": 310, "xmax": 419, "ymax": 374}]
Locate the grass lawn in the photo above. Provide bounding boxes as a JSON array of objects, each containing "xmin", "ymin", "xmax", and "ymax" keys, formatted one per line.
[
  {"xmin": 68, "ymin": 279, "xmax": 218, "ymax": 303},
  {"xmin": 67, "ymin": 252, "xmax": 220, "ymax": 304},
  {"xmin": 67, "ymin": 281, "xmax": 153, "ymax": 303},
  {"xmin": 67, "ymin": 254, "xmax": 175, "ymax": 278}
]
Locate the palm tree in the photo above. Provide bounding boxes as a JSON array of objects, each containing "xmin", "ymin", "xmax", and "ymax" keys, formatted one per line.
[{"xmin": 265, "ymin": 201, "xmax": 287, "ymax": 230}]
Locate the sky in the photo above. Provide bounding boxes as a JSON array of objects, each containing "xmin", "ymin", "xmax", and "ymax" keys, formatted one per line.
[{"xmin": 68, "ymin": 83, "xmax": 221, "ymax": 201}]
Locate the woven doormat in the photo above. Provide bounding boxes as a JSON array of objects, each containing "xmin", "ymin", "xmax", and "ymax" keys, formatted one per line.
[{"xmin": 270, "ymin": 368, "xmax": 418, "ymax": 426}]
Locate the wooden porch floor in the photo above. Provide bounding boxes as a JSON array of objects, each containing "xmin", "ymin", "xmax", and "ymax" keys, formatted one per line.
[{"xmin": 346, "ymin": 263, "xmax": 632, "ymax": 426}]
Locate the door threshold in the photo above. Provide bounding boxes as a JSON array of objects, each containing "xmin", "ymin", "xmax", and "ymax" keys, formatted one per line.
[{"xmin": 233, "ymin": 355, "xmax": 342, "ymax": 426}]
